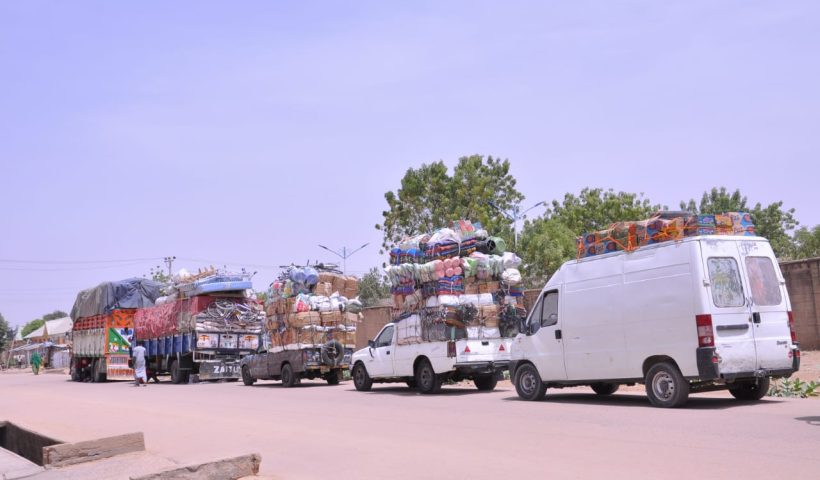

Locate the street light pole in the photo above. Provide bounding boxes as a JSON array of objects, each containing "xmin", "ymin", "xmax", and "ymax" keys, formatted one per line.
[
  {"xmin": 317, "ymin": 243, "xmax": 370, "ymax": 275},
  {"xmin": 488, "ymin": 201, "xmax": 547, "ymax": 250}
]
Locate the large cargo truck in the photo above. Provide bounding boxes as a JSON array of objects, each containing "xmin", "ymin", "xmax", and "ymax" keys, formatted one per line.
[
  {"xmin": 69, "ymin": 278, "xmax": 162, "ymax": 382},
  {"xmin": 134, "ymin": 278, "xmax": 264, "ymax": 383}
]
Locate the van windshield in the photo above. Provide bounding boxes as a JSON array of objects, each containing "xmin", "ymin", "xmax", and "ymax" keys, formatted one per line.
[
  {"xmin": 745, "ymin": 257, "xmax": 782, "ymax": 306},
  {"xmin": 707, "ymin": 257, "xmax": 744, "ymax": 308}
]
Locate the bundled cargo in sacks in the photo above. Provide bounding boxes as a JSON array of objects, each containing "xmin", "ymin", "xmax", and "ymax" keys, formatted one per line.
[{"xmin": 385, "ymin": 218, "xmax": 525, "ymax": 343}]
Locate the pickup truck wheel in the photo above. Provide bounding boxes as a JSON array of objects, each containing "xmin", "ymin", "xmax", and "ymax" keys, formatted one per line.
[
  {"xmin": 591, "ymin": 383, "xmax": 619, "ymax": 395},
  {"xmin": 474, "ymin": 375, "xmax": 498, "ymax": 391},
  {"xmin": 415, "ymin": 359, "xmax": 442, "ymax": 394},
  {"xmin": 241, "ymin": 366, "xmax": 255, "ymax": 386},
  {"xmin": 352, "ymin": 363, "xmax": 372, "ymax": 391},
  {"xmin": 514, "ymin": 364, "xmax": 546, "ymax": 401},
  {"xmin": 325, "ymin": 371, "xmax": 340, "ymax": 385},
  {"xmin": 645, "ymin": 362, "xmax": 689, "ymax": 408},
  {"xmin": 728, "ymin": 377, "xmax": 769, "ymax": 401},
  {"xmin": 281, "ymin": 364, "xmax": 297, "ymax": 388}
]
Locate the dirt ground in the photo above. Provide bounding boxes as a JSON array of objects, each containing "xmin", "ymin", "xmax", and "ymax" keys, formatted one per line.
[{"xmin": 2, "ymin": 359, "xmax": 819, "ymax": 480}]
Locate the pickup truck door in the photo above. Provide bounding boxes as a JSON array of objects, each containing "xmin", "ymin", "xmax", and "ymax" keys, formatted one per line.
[{"xmin": 366, "ymin": 325, "xmax": 396, "ymax": 378}]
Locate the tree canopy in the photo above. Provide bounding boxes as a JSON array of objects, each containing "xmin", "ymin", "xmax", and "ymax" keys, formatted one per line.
[
  {"xmin": 0, "ymin": 312, "xmax": 12, "ymax": 354},
  {"xmin": 377, "ymin": 155, "xmax": 523, "ymax": 251},
  {"xmin": 20, "ymin": 319, "xmax": 45, "ymax": 338},
  {"xmin": 681, "ymin": 187, "xmax": 798, "ymax": 258},
  {"xmin": 358, "ymin": 268, "xmax": 391, "ymax": 307},
  {"xmin": 792, "ymin": 225, "xmax": 820, "ymax": 260}
]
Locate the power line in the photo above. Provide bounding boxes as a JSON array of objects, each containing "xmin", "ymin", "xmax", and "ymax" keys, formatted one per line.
[
  {"xmin": 0, "ymin": 257, "xmax": 160, "ymax": 265},
  {"xmin": 0, "ymin": 261, "xmax": 152, "ymax": 272}
]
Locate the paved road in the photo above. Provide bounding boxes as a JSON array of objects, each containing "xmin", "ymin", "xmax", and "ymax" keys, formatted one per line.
[{"xmin": 1, "ymin": 371, "xmax": 818, "ymax": 479}]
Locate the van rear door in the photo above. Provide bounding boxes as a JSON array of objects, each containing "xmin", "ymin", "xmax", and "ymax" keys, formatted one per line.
[
  {"xmin": 700, "ymin": 239, "xmax": 757, "ymax": 374},
  {"xmin": 737, "ymin": 241, "xmax": 794, "ymax": 372}
]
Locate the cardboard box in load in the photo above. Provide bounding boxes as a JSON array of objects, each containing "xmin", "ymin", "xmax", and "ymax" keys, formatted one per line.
[
  {"xmin": 465, "ymin": 283, "xmax": 480, "ymax": 294},
  {"xmin": 290, "ymin": 311, "xmax": 320, "ymax": 327},
  {"xmin": 344, "ymin": 276, "xmax": 359, "ymax": 296},
  {"xmin": 479, "ymin": 281, "xmax": 500, "ymax": 294},
  {"xmin": 331, "ymin": 276, "xmax": 346, "ymax": 294},
  {"xmin": 321, "ymin": 311, "xmax": 343, "ymax": 326},
  {"xmin": 344, "ymin": 312, "xmax": 360, "ymax": 325},
  {"xmin": 393, "ymin": 294, "xmax": 405, "ymax": 310},
  {"xmin": 314, "ymin": 282, "xmax": 332, "ymax": 297}
]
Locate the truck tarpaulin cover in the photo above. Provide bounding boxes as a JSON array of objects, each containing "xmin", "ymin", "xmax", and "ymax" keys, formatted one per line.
[
  {"xmin": 70, "ymin": 278, "xmax": 163, "ymax": 321},
  {"xmin": 134, "ymin": 296, "xmax": 235, "ymax": 339}
]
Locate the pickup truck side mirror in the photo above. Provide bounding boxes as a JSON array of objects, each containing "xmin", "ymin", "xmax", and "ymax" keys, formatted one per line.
[{"xmin": 368, "ymin": 340, "xmax": 376, "ymax": 349}]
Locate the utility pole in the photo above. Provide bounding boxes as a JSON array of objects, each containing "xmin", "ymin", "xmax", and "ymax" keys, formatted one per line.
[
  {"xmin": 163, "ymin": 256, "xmax": 176, "ymax": 277},
  {"xmin": 318, "ymin": 243, "xmax": 369, "ymax": 275}
]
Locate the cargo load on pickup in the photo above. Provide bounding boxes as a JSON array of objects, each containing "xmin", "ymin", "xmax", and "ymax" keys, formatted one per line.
[
  {"xmin": 264, "ymin": 265, "xmax": 361, "ymax": 351},
  {"xmin": 386, "ymin": 219, "xmax": 525, "ymax": 343}
]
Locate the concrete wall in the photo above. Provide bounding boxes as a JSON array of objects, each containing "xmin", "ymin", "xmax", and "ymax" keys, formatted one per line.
[
  {"xmin": 356, "ymin": 306, "xmax": 392, "ymax": 349},
  {"xmin": 781, "ymin": 258, "xmax": 820, "ymax": 351}
]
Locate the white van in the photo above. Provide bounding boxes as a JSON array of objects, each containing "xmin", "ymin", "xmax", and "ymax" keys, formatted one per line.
[{"xmin": 509, "ymin": 235, "xmax": 800, "ymax": 408}]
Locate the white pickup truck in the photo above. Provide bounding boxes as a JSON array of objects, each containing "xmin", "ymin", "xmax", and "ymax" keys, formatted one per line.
[{"xmin": 351, "ymin": 320, "xmax": 512, "ymax": 393}]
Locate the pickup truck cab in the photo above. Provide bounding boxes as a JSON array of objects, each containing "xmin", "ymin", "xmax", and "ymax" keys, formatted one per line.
[{"xmin": 351, "ymin": 322, "xmax": 511, "ymax": 393}]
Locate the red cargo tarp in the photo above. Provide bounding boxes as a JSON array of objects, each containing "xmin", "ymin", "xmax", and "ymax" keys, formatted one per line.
[{"xmin": 134, "ymin": 296, "xmax": 229, "ymax": 339}]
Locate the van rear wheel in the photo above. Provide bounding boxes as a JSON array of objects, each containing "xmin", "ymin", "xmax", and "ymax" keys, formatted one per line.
[
  {"xmin": 729, "ymin": 377, "xmax": 769, "ymax": 401},
  {"xmin": 515, "ymin": 364, "xmax": 547, "ymax": 401},
  {"xmin": 591, "ymin": 383, "xmax": 619, "ymax": 395},
  {"xmin": 645, "ymin": 362, "xmax": 689, "ymax": 408}
]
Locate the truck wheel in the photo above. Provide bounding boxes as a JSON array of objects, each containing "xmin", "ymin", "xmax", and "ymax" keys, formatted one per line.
[
  {"xmin": 728, "ymin": 377, "xmax": 769, "ymax": 401},
  {"xmin": 241, "ymin": 366, "xmax": 255, "ymax": 386},
  {"xmin": 474, "ymin": 375, "xmax": 498, "ymax": 391},
  {"xmin": 645, "ymin": 362, "xmax": 689, "ymax": 408},
  {"xmin": 415, "ymin": 359, "xmax": 442, "ymax": 394},
  {"xmin": 326, "ymin": 371, "xmax": 340, "ymax": 385},
  {"xmin": 91, "ymin": 359, "xmax": 107, "ymax": 383},
  {"xmin": 170, "ymin": 360, "xmax": 183, "ymax": 384},
  {"xmin": 70, "ymin": 359, "xmax": 81, "ymax": 382},
  {"xmin": 321, "ymin": 340, "xmax": 345, "ymax": 366},
  {"xmin": 281, "ymin": 363, "xmax": 297, "ymax": 388},
  {"xmin": 514, "ymin": 363, "xmax": 546, "ymax": 401},
  {"xmin": 352, "ymin": 363, "xmax": 372, "ymax": 391},
  {"xmin": 591, "ymin": 383, "xmax": 619, "ymax": 395}
]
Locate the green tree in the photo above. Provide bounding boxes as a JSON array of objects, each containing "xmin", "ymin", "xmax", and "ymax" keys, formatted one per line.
[
  {"xmin": 20, "ymin": 318, "xmax": 45, "ymax": 338},
  {"xmin": 147, "ymin": 265, "xmax": 170, "ymax": 283},
  {"xmin": 42, "ymin": 310, "xmax": 68, "ymax": 321},
  {"xmin": 517, "ymin": 188, "xmax": 662, "ymax": 284},
  {"xmin": 547, "ymin": 188, "xmax": 663, "ymax": 234},
  {"xmin": 793, "ymin": 225, "xmax": 820, "ymax": 260},
  {"xmin": 517, "ymin": 219, "xmax": 577, "ymax": 287},
  {"xmin": 680, "ymin": 187, "xmax": 799, "ymax": 258},
  {"xmin": 377, "ymin": 155, "xmax": 524, "ymax": 251},
  {"xmin": 0, "ymin": 312, "xmax": 12, "ymax": 354},
  {"xmin": 358, "ymin": 268, "xmax": 391, "ymax": 307}
]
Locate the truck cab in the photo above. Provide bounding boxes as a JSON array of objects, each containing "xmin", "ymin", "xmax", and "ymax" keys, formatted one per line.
[{"xmin": 351, "ymin": 322, "xmax": 511, "ymax": 393}]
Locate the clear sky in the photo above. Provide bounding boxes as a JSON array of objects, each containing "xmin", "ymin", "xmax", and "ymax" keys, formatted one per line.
[{"xmin": 1, "ymin": 1, "xmax": 818, "ymax": 328}]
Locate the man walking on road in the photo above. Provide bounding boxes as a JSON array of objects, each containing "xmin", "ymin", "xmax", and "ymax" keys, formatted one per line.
[
  {"xmin": 132, "ymin": 342, "xmax": 147, "ymax": 387},
  {"xmin": 31, "ymin": 352, "xmax": 41, "ymax": 375}
]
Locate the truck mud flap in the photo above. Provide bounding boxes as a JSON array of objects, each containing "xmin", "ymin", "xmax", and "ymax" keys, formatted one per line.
[{"xmin": 198, "ymin": 362, "xmax": 240, "ymax": 380}]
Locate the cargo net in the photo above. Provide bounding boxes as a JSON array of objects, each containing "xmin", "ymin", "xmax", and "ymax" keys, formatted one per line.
[
  {"xmin": 577, "ymin": 211, "xmax": 756, "ymax": 259},
  {"xmin": 394, "ymin": 305, "xmax": 521, "ymax": 345}
]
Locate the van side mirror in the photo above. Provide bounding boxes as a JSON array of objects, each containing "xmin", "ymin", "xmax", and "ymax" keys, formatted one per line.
[
  {"xmin": 519, "ymin": 318, "xmax": 528, "ymax": 335},
  {"xmin": 368, "ymin": 340, "xmax": 376, "ymax": 349}
]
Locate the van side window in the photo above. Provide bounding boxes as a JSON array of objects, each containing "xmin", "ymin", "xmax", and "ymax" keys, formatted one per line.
[
  {"xmin": 707, "ymin": 257, "xmax": 745, "ymax": 308},
  {"xmin": 541, "ymin": 292, "xmax": 559, "ymax": 327},
  {"xmin": 745, "ymin": 257, "xmax": 782, "ymax": 306},
  {"xmin": 375, "ymin": 326, "xmax": 394, "ymax": 348}
]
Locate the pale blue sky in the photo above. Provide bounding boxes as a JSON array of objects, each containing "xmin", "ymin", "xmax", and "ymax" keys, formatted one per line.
[{"xmin": 2, "ymin": 1, "xmax": 818, "ymax": 328}]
